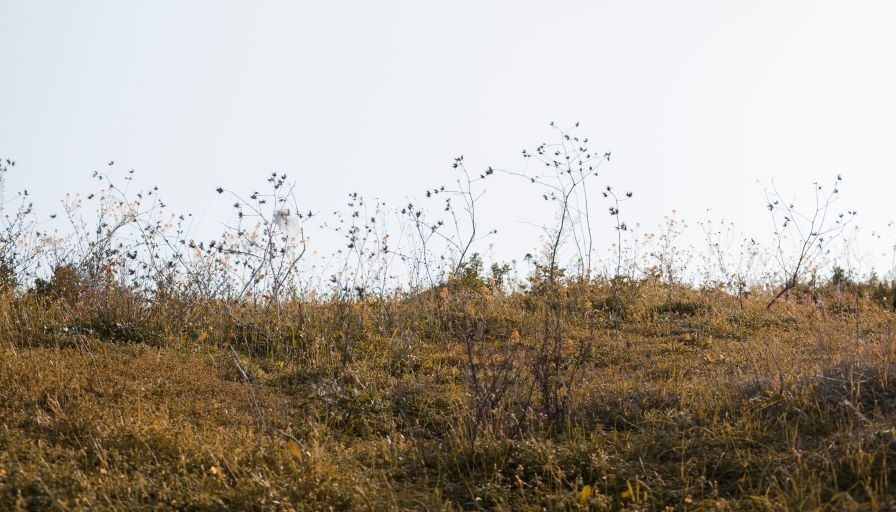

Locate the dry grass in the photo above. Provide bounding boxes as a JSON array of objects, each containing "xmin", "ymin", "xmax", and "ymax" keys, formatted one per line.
[{"xmin": 1, "ymin": 279, "xmax": 896, "ymax": 511}]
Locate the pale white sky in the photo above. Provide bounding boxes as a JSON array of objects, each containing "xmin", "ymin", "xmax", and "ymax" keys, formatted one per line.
[{"xmin": 2, "ymin": 1, "xmax": 896, "ymax": 279}]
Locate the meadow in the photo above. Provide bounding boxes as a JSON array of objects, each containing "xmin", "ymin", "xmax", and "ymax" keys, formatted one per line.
[{"xmin": 1, "ymin": 133, "xmax": 896, "ymax": 510}]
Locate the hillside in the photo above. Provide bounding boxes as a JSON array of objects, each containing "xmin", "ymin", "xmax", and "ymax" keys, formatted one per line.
[{"xmin": 2, "ymin": 277, "xmax": 896, "ymax": 510}]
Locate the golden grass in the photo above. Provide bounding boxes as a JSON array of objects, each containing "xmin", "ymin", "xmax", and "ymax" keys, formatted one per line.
[{"xmin": 2, "ymin": 281, "xmax": 896, "ymax": 510}]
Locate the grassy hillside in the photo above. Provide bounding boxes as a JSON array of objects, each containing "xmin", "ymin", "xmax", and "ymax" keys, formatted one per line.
[
  {"xmin": 2, "ymin": 276, "xmax": 896, "ymax": 511},
  {"xmin": 1, "ymin": 148, "xmax": 894, "ymax": 509}
]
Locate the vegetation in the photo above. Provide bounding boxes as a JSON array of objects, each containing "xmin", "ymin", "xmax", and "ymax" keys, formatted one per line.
[{"xmin": 1, "ymin": 130, "xmax": 896, "ymax": 510}]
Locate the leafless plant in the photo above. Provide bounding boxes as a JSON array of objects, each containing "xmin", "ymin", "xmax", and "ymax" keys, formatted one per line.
[
  {"xmin": 762, "ymin": 176, "xmax": 855, "ymax": 309},
  {"xmin": 500, "ymin": 122, "xmax": 614, "ymax": 283}
]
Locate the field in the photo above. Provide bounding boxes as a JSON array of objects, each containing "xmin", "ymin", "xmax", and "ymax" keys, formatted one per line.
[
  {"xmin": 2, "ymin": 276, "xmax": 896, "ymax": 511},
  {"xmin": 1, "ymin": 148, "xmax": 895, "ymax": 510}
]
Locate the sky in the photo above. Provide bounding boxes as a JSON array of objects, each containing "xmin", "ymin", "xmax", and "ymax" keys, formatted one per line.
[{"xmin": 2, "ymin": 1, "xmax": 896, "ymax": 281}]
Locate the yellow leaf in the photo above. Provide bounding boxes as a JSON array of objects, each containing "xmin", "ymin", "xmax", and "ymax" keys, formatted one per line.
[
  {"xmin": 580, "ymin": 485, "xmax": 593, "ymax": 504},
  {"xmin": 197, "ymin": 330, "xmax": 209, "ymax": 343},
  {"xmin": 287, "ymin": 439, "xmax": 303, "ymax": 460}
]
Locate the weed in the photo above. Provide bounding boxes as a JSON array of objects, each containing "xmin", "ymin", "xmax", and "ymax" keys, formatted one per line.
[{"xmin": 1, "ymin": 130, "xmax": 893, "ymax": 510}]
